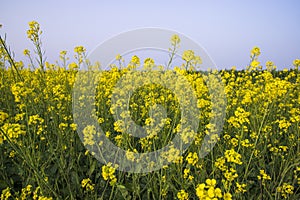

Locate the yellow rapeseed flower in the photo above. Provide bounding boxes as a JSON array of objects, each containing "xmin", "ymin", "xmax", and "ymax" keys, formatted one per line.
[
  {"xmin": 223, "ymin": 192, "xmax": 232, "ymax": 200},
  {"xmin": 131, "ymin": 55, "xmax": 140, "ymax": 66},
  {"xmin": 81, "ymin": 178, "xmax": 95, "ymax": 191},
  {"xmin": 74, "ymin": 46, "xmax": 85, "ymax": 54},
  {"xmin": 171, "ymin": 34, "xmax": 181, "ymax": 46},
  {"xmin": 115, "ymin": 54, "xmax": 122, "ymax": 61},
  {"xmin": 277, "ymin": 183, "xmax": 294, "ymax": 199},
  {"xmin": 1, "ymin": 187, "xmax": 11, "ymax": 200},
  {"xmin": 177, "ymin": 189, "xmax": 188, "ymax": 200},
  {"xmin": 205, "ymin": 179, "xmax": 217, "ymax": 188},
  {"xmin": 0, "ymin": 111, "xmax": 8, "ymax": 124},
  {"xmin": 186, "ymin": 152, "xmax": 198, "ymax": 166},
  {"xmin": 144, "ymin": 57, "xmax": 155, "ymax": 69},
  {"xmin": 182, "ymin": 50, "xmax": 195, "ymax": 62},
  {"xmin": 224, "ymin": 149, "xmax": 242, "ymax": 165},
  {"xmin": 257, "ymin": 169, "xmax": 271, "ymax": 181},
  {"xmin": 23, "ymin": 49, "xmax": 30, "ymax": 56},
  {"xmin": 251, "ymin": 46, "xmax": 261, "ymax": 56},
  {"xmin": 102, "ymin": 163, "xmax": 118, "ymax": 186},
  {"xmin": 293, "ymin": 59, "xmax": 300, "ymax": 69},
  {"xmin": 235, "ymin": 182, "xmax": 247, "ymax": 194}
]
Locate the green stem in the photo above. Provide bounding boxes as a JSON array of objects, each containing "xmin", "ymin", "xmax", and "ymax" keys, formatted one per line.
[
  {"xmin": 242, "ymin": 103, "xmax": 270, "ymax": 182},
  {"xmin": 0, "ymin": 128, "xmax": 59, "ymax": 198},
  {"xmin": 0, "ymin": 36, "xmax": 24, "ymax": 82}
]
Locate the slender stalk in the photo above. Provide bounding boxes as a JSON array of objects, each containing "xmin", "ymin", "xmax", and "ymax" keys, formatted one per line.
[{"xmin": 0, "ymin": 35, "xmax": 24, "ymax": 81}]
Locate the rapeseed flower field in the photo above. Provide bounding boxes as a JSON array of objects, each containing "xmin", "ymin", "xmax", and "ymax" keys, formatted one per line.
[{"xmin": 0, "ymin": 21, "xmax": 299, "ymax": 199}]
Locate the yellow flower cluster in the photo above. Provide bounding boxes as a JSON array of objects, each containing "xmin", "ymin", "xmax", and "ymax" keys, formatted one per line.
[
  {"xmin": 257, "ymin": 169, "xmax": 271, "ymax": 185},
  {"xmin": 81, "ymin": 178, "xmax": 95, "ymax": 191},
  {"xmin": 248, "ymin": 46, "xmax": 262, "ymax": 70},
  {"xmin": 251, "ymin": 46, "xmax": 261, "ymax": 57},
  {"xmin": 182, "ymin": 50, "xmax": 202, "ymax": 70},
  {"xmin": 186, "ymin": 152, "xmax": 199, "ymax": 166},
  {"xmin": 19, "ymin": 185, "xmax": 33, "ymax": 200},
  {"xmin": 32, "ymin": 186, "xmax": 53, "ymax": 200},
  {"xmin": 224, "ymin": 167, "xmax": 239, "ymax": 182},
  {"xmin": 293, "ymin": 59, "xmax": 300, "ymax": 69},
  {"xmin": 74, "ymin": 46, "xmax": 86, "ymax": 64},
  {"xmin": 227, "ymin": 107, "xmax": 250, "ymax": 128},
  {"xmin": 171, "ymin": 34, "xmax": 181, "ymax": 46},
  {"xmin": 143, "ymin": 57, "xmax": 155, "ymax": 69},
  {"xmin": 0, "ymin": 111, "xmax": 8, "ymax": 124},
  {"xmin": 1, "ymin": 123, "xmax": 26, "ymax": 144},
  {"xmin": 131, "ymin": 55, "xmax": 140, "ymax": 66},
  {"xmin": 235, "ymin": 182, "xmax": 247, "ymax": 194},
  {"xmin": 266, "ymin": 61, "xmax": 276, "ymax": 71},
  {"xmin": 161, "ymin": 146, "xmax": 182, "ymax": 164},
  {"xmin": 83, "ymin": 125, "xmax": 96, "ymax": 146},
  {"xmin": 276, "ymin": 183, "xmax": 294, "ymax": 199},
  {"xmin": 0, "ymin": 185, "xmax": 53, "ymax": 200},
  {"xmin": 195, "ymin": 179, "xmax": 228, "ymax": 200},
  {"xmin": 183, "ymin": 167, "xmax": 194, "ymax": 181},
  {"xmin": 0, "ymin": 187, "xmax": 11, "ymax": 200},
  {"xmin": 224, "ymin": 149, "xmax": 242, "ymax": 165},
  {"xmin": 74, "ymin": 46, "xmax": 85, "ymax": 54},
  {"xmin": 23, "ymin": 49, "xmax": 30, "ymax": 56},
  {"xmin": 177, "ymin": 189, "xmax": 189, "ymax": 200},
  {"xmin": 102, "ymin": 162, "xmax": 118, "ymax": 186},
  {"xmin": 27, "ymin": 21, "xmax": 41, "ymax": 42},
  {"xmin": 182, "ymin": 50, "xmax": 195, "ymax": 62}
]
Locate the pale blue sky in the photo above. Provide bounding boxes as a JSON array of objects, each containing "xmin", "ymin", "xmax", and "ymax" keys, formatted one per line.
[{"xmin": 1, "ymin": 0, "xmax": 300, "ymax": 70}]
